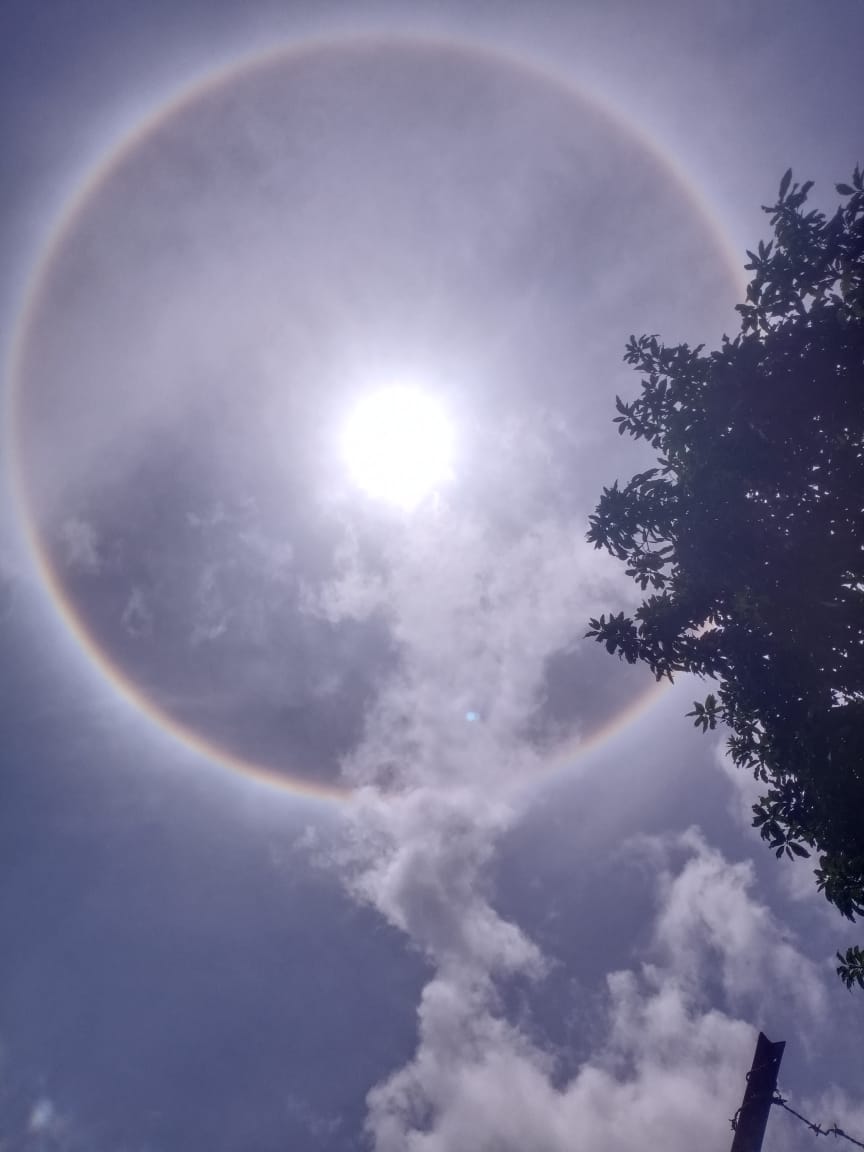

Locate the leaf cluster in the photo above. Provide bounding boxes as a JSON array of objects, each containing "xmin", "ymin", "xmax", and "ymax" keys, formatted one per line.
[
  {"xmin": 837, "ymin": 945, "xmax": 864, "ymax": 992},
  {"xmin": 587, "ymin": 169, "xmax": 864, "ymax": 982}
]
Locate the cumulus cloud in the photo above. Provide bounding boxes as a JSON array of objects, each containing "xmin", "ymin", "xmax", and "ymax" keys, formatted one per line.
[
  {"xmin": 365, "ymin": 957, "xmax": 754, "ymax": 1152},
  {"xmin": 361, "ymin": 825, "xmax": 840, "ymax": 1152},
  {"xmin": 321, "ymin": 507, "xmax": 622, "ymax": 784},
  {"xmin": 646, "ymin": 827, "xmax": 827, "ymax": 1024},
  {"xmin": 327, "ymin": 504, "xmax": 590, "ymax": 996},
  {"xmin": 345, "ymin": 783, "xmax": 543, "ymax": 980},
  {"xmin": 311, "ymin": 496, "xmax": 601, "ymax": 1136}
]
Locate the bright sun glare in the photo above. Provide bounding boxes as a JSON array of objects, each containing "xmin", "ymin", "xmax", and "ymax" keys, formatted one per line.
[{"xmin": 341, "ymin": 386, "xmax": 455, "ymax": 510}]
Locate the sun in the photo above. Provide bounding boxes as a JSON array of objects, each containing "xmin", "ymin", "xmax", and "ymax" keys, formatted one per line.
[{"xmin": 341, "ymin": 386, "xmax": 455, "ymax": 510}]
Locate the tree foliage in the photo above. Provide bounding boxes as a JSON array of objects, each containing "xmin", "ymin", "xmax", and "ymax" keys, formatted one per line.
[
  {"xmin": 837, "ymin": 944, "xmax": 864, "ymax": 992},
  {"xmin": 586, "ymin": 167, "xmax": 864, "ymax": 977}
]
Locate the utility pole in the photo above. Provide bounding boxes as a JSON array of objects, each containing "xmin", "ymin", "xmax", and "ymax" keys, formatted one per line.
[{"xmin": 729, "ymin": 1032, "xmax": 785, "ymax": 1152}]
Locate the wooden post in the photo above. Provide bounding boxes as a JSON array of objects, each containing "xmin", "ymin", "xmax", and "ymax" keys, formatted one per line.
[{"xmin": 730, "ymin": 1032, "xmax": 785, "ymax": 1152}]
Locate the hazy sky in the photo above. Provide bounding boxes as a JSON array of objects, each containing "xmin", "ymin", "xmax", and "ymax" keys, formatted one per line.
[{"xmin": 1, "ymin": 2, "xmax": 862, "ymax": 1149}]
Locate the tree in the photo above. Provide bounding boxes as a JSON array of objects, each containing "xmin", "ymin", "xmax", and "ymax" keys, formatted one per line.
[
  {"xmin": 586, "ymin": 166, "xmax": 864, "ymax": 985},
  {"xmin": 837, "ymin": 945, "xmax": 864, "ymax": 992}
]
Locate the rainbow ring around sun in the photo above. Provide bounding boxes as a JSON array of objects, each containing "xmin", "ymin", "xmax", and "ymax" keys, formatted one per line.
[{"xmin": 6, "ymin": 35, "xmax": 741, "ymax": 800}]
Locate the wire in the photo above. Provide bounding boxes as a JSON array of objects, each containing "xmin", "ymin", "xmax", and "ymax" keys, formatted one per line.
[{"xmin": 773, "ymin": 1090, "xmax": 864, "ymax": 1149}]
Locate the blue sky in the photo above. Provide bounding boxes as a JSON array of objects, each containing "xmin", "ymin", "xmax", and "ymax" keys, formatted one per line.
[{"xmin": 0, "ymin": 2, "xmax": 862, "ymax": 1149}]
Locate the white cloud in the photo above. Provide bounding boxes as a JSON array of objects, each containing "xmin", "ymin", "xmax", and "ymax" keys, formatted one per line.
[
  {"xmin": 305, "ymin": 528, "xmax": 387, "ymax": 625},
  {"xmin": 190, "ymin": 562, "xmax": 231, "ymax": 646},
  {"xmin": 28, "ymin": 1097, "xmax": 58, "ymax": 1134},
  {"xmin": 362, "ymin": 826, "xmax": 840, "ymax": 1152},
  {"xmin": 345, "ymin": 784, "xmax": 543, "ymax": 978},
  {"xmin": 365, "ymin": 935, "xmax": 755, "ymax": 1152},
  {"xmin": 121, "ymin": 585, "xmax": 154, "ymax": 639},
  {"xmin": 58, "ymin": 516, "xmax": 101, "ymax": 575},
  {"xmin": 648, "ymin": 827, "xmax": 827, "ymax": 1024},
  {"xmin": 317, "ymin": 501, "xmax": 615, "ymax": 1144},
  {"xmin": 330, "ymin": 505, "xmax": 611, "ymax": 971}
]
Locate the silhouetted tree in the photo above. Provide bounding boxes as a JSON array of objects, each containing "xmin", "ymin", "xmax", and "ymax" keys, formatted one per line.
[
  {"xmin": 838, "ymin": 945, "xmax": 864, "ymax": 991},
  {"xmin": 586, "ymin": 167, "xmax": 864, "ymax": 986}
]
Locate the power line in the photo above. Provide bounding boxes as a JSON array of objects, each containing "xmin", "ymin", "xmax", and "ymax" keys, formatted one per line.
[{"xmin": 773, "ymin": 1090, "xmax": 864, "ymax": 1149}]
